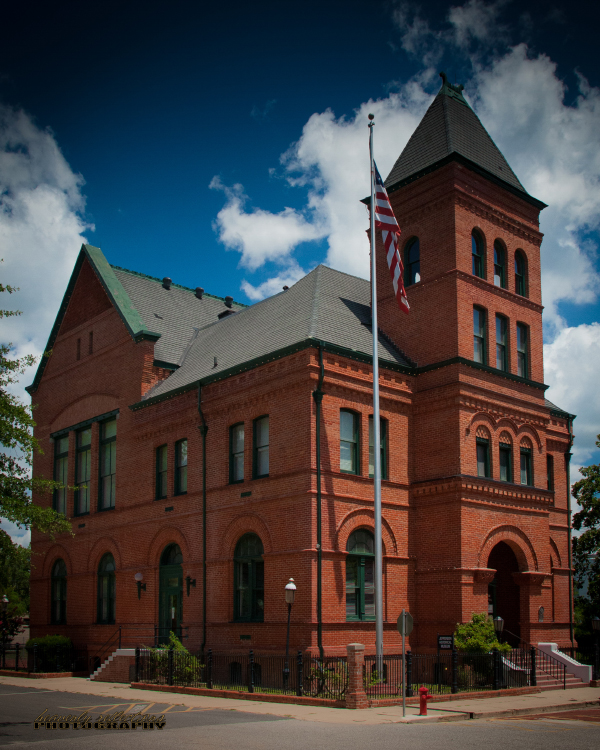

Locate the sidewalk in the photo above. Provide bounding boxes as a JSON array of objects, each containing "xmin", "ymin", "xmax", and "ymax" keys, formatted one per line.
[{"xmin": 0, "ymin": 674, "xmax": 598, "ymax": 724}]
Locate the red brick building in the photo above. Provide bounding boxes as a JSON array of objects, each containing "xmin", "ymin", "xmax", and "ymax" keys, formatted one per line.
[{"xmin": 28, "ymin": 76, "xmax": 575, "ymax": 660}]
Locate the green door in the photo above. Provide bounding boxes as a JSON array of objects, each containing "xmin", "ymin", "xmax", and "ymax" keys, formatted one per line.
[{"xmin": 159, "ymin": 544, "xmax": 183, "ymax": 643}]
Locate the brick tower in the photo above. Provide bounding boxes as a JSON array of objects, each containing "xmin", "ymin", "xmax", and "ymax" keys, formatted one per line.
[{"xmin": 374, "ymin": 73, "xmax": 572, "ymax": 648}]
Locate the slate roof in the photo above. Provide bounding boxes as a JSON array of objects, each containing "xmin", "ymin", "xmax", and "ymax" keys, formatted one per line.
[
  {"xmin": 384, "ymin": 75, "xmax": 533, "ymax": 201},
  {"xmin": 142, "ymin": 264, "xmax": 413, "ymax": 401},
  {"xmin": 112, "ymin": 266, "xmax": 245, "ymax": 366}
]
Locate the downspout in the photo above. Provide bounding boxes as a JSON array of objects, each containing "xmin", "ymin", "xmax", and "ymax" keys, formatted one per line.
[
  {"xmin": 312, "ymin": 344, "xmax": 325, "ymax": 661},
  {"xmin": 566, "ymin": 416, "xmax": 575, "ymax": 649},
  {"xmin": 198, "ymin": 383, "xmax": 208, "ymax": 655}
]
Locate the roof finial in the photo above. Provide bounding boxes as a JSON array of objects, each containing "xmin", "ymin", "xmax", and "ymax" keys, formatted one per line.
[{"xmin": 439, "ymin": 71, "xmax": 448, "ymax": 86}]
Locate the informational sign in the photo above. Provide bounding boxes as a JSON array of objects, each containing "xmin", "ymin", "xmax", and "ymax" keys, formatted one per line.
[
  {"xmin": 437, "ymin": 635, "xmax": 454, "ymax": 650},
  {"xmin": 396, "ymin": 611, "xmax": 414, "ymax": 636}
]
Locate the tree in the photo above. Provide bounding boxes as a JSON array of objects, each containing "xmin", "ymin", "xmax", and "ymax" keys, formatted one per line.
[
  {"xmin": 454, "ymin": 613, "xmax": 511, "ymax": 653},
  {"xmin": 572, "ymin": 435, "xmax": 600, "ymax": 630},
  {"xmin": 0, "ymin": 276, "xmax": 71, "ymax": 593}
]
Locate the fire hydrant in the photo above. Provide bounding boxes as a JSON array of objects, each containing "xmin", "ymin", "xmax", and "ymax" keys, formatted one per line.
[{"xmin": 419, "ymin": 686, "xmax": 433, "ymax": 716}]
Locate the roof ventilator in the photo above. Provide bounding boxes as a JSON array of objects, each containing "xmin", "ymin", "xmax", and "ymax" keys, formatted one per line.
[
  {"xmin": 225, "ymin": 296, "xmax": 233, "ymax": 308},
  {"xmin": 283, "ymin": 285, "xmax": 289, "ymax": 291},
  {"xmin": 162, "ymin": 277, "xmax": 172, "ymax": 290},
  {"xmin": 195, "ymin": 287, "xmax": 204, "ymax": 299}
]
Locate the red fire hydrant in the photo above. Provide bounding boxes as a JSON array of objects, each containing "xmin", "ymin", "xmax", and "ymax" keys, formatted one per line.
[{"xmin": 419, "ymin": 686, "xmax": 433, "ymax": 716}]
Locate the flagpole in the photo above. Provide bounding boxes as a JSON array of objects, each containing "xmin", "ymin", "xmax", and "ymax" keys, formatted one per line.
[{"xmin": 368, "ymin": 114, "xmax": 384, "ymax": 664}]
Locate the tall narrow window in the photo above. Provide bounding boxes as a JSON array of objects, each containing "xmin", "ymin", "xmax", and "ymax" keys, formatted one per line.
[
  {"xmin": 99, "ymin": 419, "xmax": 117, "ymax": 510},
  {"xmin": 234, "ymin": 534, "xmax": 264, "ymax": 622},
  {"xmin": 476, "ymin": 438, "xmax": 490, "ymax": 477},
  {"xmin": 547, "ymin": 454, "xmax": 554, "ymax": 491},
  {"xmin": 97, "ymin": 553, "xmax": 116, "ymax": 624},
  {"xmin": 499, "ymin": 440, "xmax": 512, "ymax": 482},
  {"xmin": 340, "ymin": 410, "xmax": 359, "ymax": 474},
  {"xmin": 520, "ymin": 442, "xmax": 533, "ymax": 486},
  {"xmin": 496, "ymin": 315, "xmax": 508, "ymax": 371},
  {"xmin": 75, "ymin": 427, "xmax": 91, "ymax": 515},
  {"xmin": 253, "ymin": 416, "xmax": 269, "ymax": 478},
  {"xmin": 175, "ymin": 439, "xmax": 188, "ymax": 495},
  {"xmin": 493, "ymin": 241, "xmax": 506, "ymax": 288},
  {"xmin": 404, "ymin": 237, "xmax": 421, "ymax": 286},
  {"xmin": 346, "ymin": 530, "xmax": 375, "ymax": 621},
  {"xmin": 88, "ymin": 331, "xmax": 94, "ymax": 355},
  {"xmin": 473, "ymin": 307, "xmax": 486, "ymax": 364},
  {"xmin": 472, "ymin": 231, "xmax": 484, "ymax": 278},
  {"xmin": 156, "ymin": 445, "xmax": 168, "ymax": 499},
  {"xmin": 76, "ymin": 338, "xmax": 81, "ymax": 361},
  {"xmin": 53, "ymin": 436, "xmax": 69, "ymax": 515},
  {"xmin": 51, "ymin": 559, "xmax": 67, "ymax": 625},
  {"xmin": 230, "ymin": 423, "xmax": 244, "ymax": 483},
  {"xmin": 517, "ymin": 323, "xmax": 528, "ymax": 378},
  {"xmin": 368, "ymin": 416, "xmax": 387, "ymax": 479},
  {"xmin": 515, "ymin": 251, "xmax": 527, "ymax": 296}
]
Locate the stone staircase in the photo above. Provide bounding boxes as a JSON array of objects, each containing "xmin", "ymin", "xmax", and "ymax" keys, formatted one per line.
[
  {"xmin": 89, "ymin": 648, "xmax": 136, "ymax": 683},
  {"xmin": 535, "ymin": 668, "xmax": 588, "ymax": 690}
]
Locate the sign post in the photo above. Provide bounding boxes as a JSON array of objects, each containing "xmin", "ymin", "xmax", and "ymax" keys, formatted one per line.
[{"xmin": 396, "ymin": 610, "xmax": 414, "ymax": 717}]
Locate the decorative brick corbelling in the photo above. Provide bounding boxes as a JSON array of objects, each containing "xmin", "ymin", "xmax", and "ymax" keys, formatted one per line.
[{"xmin": 456, "ymin": 193, "xmax": 543, "ymax": 245}]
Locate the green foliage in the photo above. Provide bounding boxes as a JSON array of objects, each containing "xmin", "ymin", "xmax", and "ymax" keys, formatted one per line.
[
  {"xmin": 0, "ymin": 273, "xmax": 71, "ymax": 592},
  {"xmin": 454, "ymin": 613, "xmax": 511, "ymax": 654},
  {"xmin": 145, "ymin": 632, "xmax": 204, "ymax": 685},
  {"xmin": 572, "ymin": 434, "xmax": 600, "ymax": 623},
  {"xmin": 26, "ymin": 634, "xmax": 72, "ymax": 650}
]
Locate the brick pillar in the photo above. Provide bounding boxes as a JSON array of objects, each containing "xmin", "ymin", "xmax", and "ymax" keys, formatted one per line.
[{"xmin": 345, "ymin": 643, "xmax": 367, "ymax": 709}]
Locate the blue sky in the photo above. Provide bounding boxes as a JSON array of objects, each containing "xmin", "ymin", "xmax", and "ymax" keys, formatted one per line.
[{"xmin": 2, "ymin": 0, "xmax": 600, "ymax": 543}]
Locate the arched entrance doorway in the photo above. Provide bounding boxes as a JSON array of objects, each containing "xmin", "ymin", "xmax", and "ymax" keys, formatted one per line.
[
  {"xmin": 159, "ymin": 544, "xmax": 183, "ymax": 643},
  {"xmin": 487, "ymin": 542, "xmax": 521, "ymax": 646}
]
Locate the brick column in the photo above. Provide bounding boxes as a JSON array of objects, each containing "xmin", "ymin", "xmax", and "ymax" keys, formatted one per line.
[{"xmin": 345, "ymin": 643, "xmax": 367, "ymax": 709}]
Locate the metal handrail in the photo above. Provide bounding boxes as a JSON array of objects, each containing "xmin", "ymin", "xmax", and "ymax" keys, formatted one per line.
[{"xmin": 503, "ymin": 630, "xmax": 567, "ymax": 689}]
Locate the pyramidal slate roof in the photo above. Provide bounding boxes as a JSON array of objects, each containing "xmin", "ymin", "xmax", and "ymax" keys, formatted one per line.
[
  {"xmin": 140, "ymin": 264, "xmax": 413, "ymax": 403},
  {"xmin": 384, "ymin": 73, "xmax": 543, "ymax": 207}
]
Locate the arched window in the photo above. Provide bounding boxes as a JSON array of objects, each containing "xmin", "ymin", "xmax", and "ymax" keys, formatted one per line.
[
  {"xmin": 346, "ymin": 529, "xmax": 375, "ymax": 621},
  {"xmin": 493, "ymin": 241, "xmax": 507, "ymax": 288},
  {"xmin": 520, "ymin": 438, "xmax": 533, "ymax": 486},
  {"xmin": 404, "ymin": 238, "xmax": 420, "ymax": 286},
  {"xmin": 514, "ymin": 251, "xmax": 527, "ymax": 297},
  {"xmin": 472, "ymin": 231, "xmax": 485, "ymax": 278},
  {"xmin": 51, "ymin": 559, "xmax": 67, "ymax": 625},
  {"xmin": 97, "ymin": 553, "xmax": 116, "ymax": 624},
  {"xmin": 476, "ymin": 426, "xmax": 491, "ymax": 478},
  {"xmin": 161, "ymin": 543, "xmax": 183, "ymax": 565},
  {"xmin": 499, "ymin": 432, "xmax": 513, "ymax": 483},
  {"xmin": 234, "ymin": 534, "xmax": 264, "ymax": 622},
  {"xmin": 340, "ymin": 410, "xmax": 360, "ymax": 475}
]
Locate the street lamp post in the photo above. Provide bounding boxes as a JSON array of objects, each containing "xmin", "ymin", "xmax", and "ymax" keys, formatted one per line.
[
  {"xmin": 592, "ymin": 617, "xmax": 600, "ymax": 681},
  {"xmin": 493, "ymin": 616, "xmax": 504, "ymax": 643},
  {"xmin": 283, "ymin": 578, "xmax": 296, "ymax": 689}
]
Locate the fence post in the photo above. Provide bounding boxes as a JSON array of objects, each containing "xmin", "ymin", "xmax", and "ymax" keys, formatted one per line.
[
  {"xmin": 207, "ymin": 649, "xmax": 213, "ymax": 689},
  {"xmin": 249, "ymin": 650, "xmax": 254, "ymax": 694},
  {"xmin": 451, "ymin": 648, "xmax": 458, "ymax": 694},
  {"xmin": 33, "ymin": 644, "xmax": 37, "ymax": 674},
  {"xmin": 167, "ymin": 646, "xmax": 174, "ymax": 686},
  {"xmin": 135, "ymin": 647, "xmax": 140, "ymax": 683},
  {"xmin": 296, "ymin": 650, "xmax": 303, "ymax": 697},
  {"xmin": 1, "ymin": 645, "xmax": 4, "ymax": 669},
  {"xmin": 345, "ymin": 643, "xmax": 367, "ymax": 709},
  {"xmin": 15, "ymin": 643, "xmax": 19, "ymax": 672},
  {"xmin": 119, "ymin": 626, "xmax": 122, "ymax": 650},
  {"xmin": 406, "ymin": 650, "xmax": 413, "ymax": 697},
  {"xmin": 492, "ymin": 648, "xmax": 499, "ymax": 690},
  {"xmin": 530, "ymin": 646, "xmax": 536, "ymax": 687}
]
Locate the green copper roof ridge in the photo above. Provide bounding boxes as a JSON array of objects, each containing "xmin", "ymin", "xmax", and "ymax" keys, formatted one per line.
[
  {"xmin": 110, "ymin": 263, "xmax": 248, "ymax": 308},
  {"xmin": 83, "ymin": 245, "xmax": 160, "ymax": 340}
]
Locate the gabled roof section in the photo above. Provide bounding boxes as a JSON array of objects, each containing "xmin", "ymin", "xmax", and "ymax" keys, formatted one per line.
[
  {"xmin": 136, "ymin": 265, "xmax": 413, "ymax": 405},
  {"xmin": 384, "ymin": 73, "xmax": 546, "ymax": 209}
]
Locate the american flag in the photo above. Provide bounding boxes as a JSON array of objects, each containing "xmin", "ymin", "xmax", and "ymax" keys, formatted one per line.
[{"xmin": 373, "ymin": 162, "xmax": 409, "ymax": 314}]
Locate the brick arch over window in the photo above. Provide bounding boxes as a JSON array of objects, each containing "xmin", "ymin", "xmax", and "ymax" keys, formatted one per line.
[
  {"xmin": 49, "ymin": 393, "xmax": 119, "ymax": 433},
  {"xmin": 499, "ymin": 431, "xmax": 513, "ymax": 444},
  {"xmin": 478, "ymin": 525, "xmax": 538, "ymax": 571},
  {"xmin": 336, "ymin": 509, "xmax": 397, "ymax": 556},
  {"xmin": 476, "ymin": 425, "xmax": 491, "ymax": 439},
  {"xmin": 549, "ymin": 538, "xmax": 562, "ymax": 568},
  {"xmin": 147, "ymin": 527, "xmax": 191, "ymax": 567},
  {"xmin": 223, "ymin": 514, "xmax": 273, "ymax": 558},
  {"xmin": 88, "ymin": 537, "xmax": 122, "ymax": 574},
  {"xmin": 466, "ymin": 412, "xmax": 496, "ymax": 439},
  {"xmin": 520, "ymin": 436, "xmax": 533, "ymax": 450},
  {"xmin": 517, "ymin": 425, "xmax": 542, "ymax": 452},
  {"xmin": 43, "ymin": 545, "xmax": 73, "ymax": 577},
  {"xmin": 496, "ymin": 417, "xmax": 519, "ymax": 435}
]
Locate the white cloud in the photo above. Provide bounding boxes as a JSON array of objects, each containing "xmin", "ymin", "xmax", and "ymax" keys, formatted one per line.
[
  {"xmin": 0, "ymin": 103, "xmax": 91, "ymax": 545},
  {"xmin": 209, "ymin": 176, "xmax": 325, "ymax": 271},
  {"xmin": 241, "ymin": 262, "xmax": 307, "ymax": 301},
  {"xmin": 448, "ymin": 0, "xmax": 507, "ymax": 47},
  {"xmin": 544, "ymin": 323, "xmax": 600, "ymax": 471}
]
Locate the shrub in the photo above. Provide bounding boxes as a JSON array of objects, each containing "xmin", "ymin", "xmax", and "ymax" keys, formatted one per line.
[{"xmin": 454, "ymin": 613, "xmax": 511, "ymax": 654}]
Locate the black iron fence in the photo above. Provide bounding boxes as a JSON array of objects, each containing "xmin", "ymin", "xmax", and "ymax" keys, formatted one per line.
[
  {"xmin": 136, "ymin": 649, "xmax": 348, "ymax": 699},
  {"xmin": 1, "ymin": 643, "xmax": 87, "ymax": 673}
]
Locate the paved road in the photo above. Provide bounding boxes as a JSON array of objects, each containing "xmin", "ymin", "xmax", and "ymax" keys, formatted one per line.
[{"xmin": 1, "ymin": 683, "xmax": 599, "ymax": 749}]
